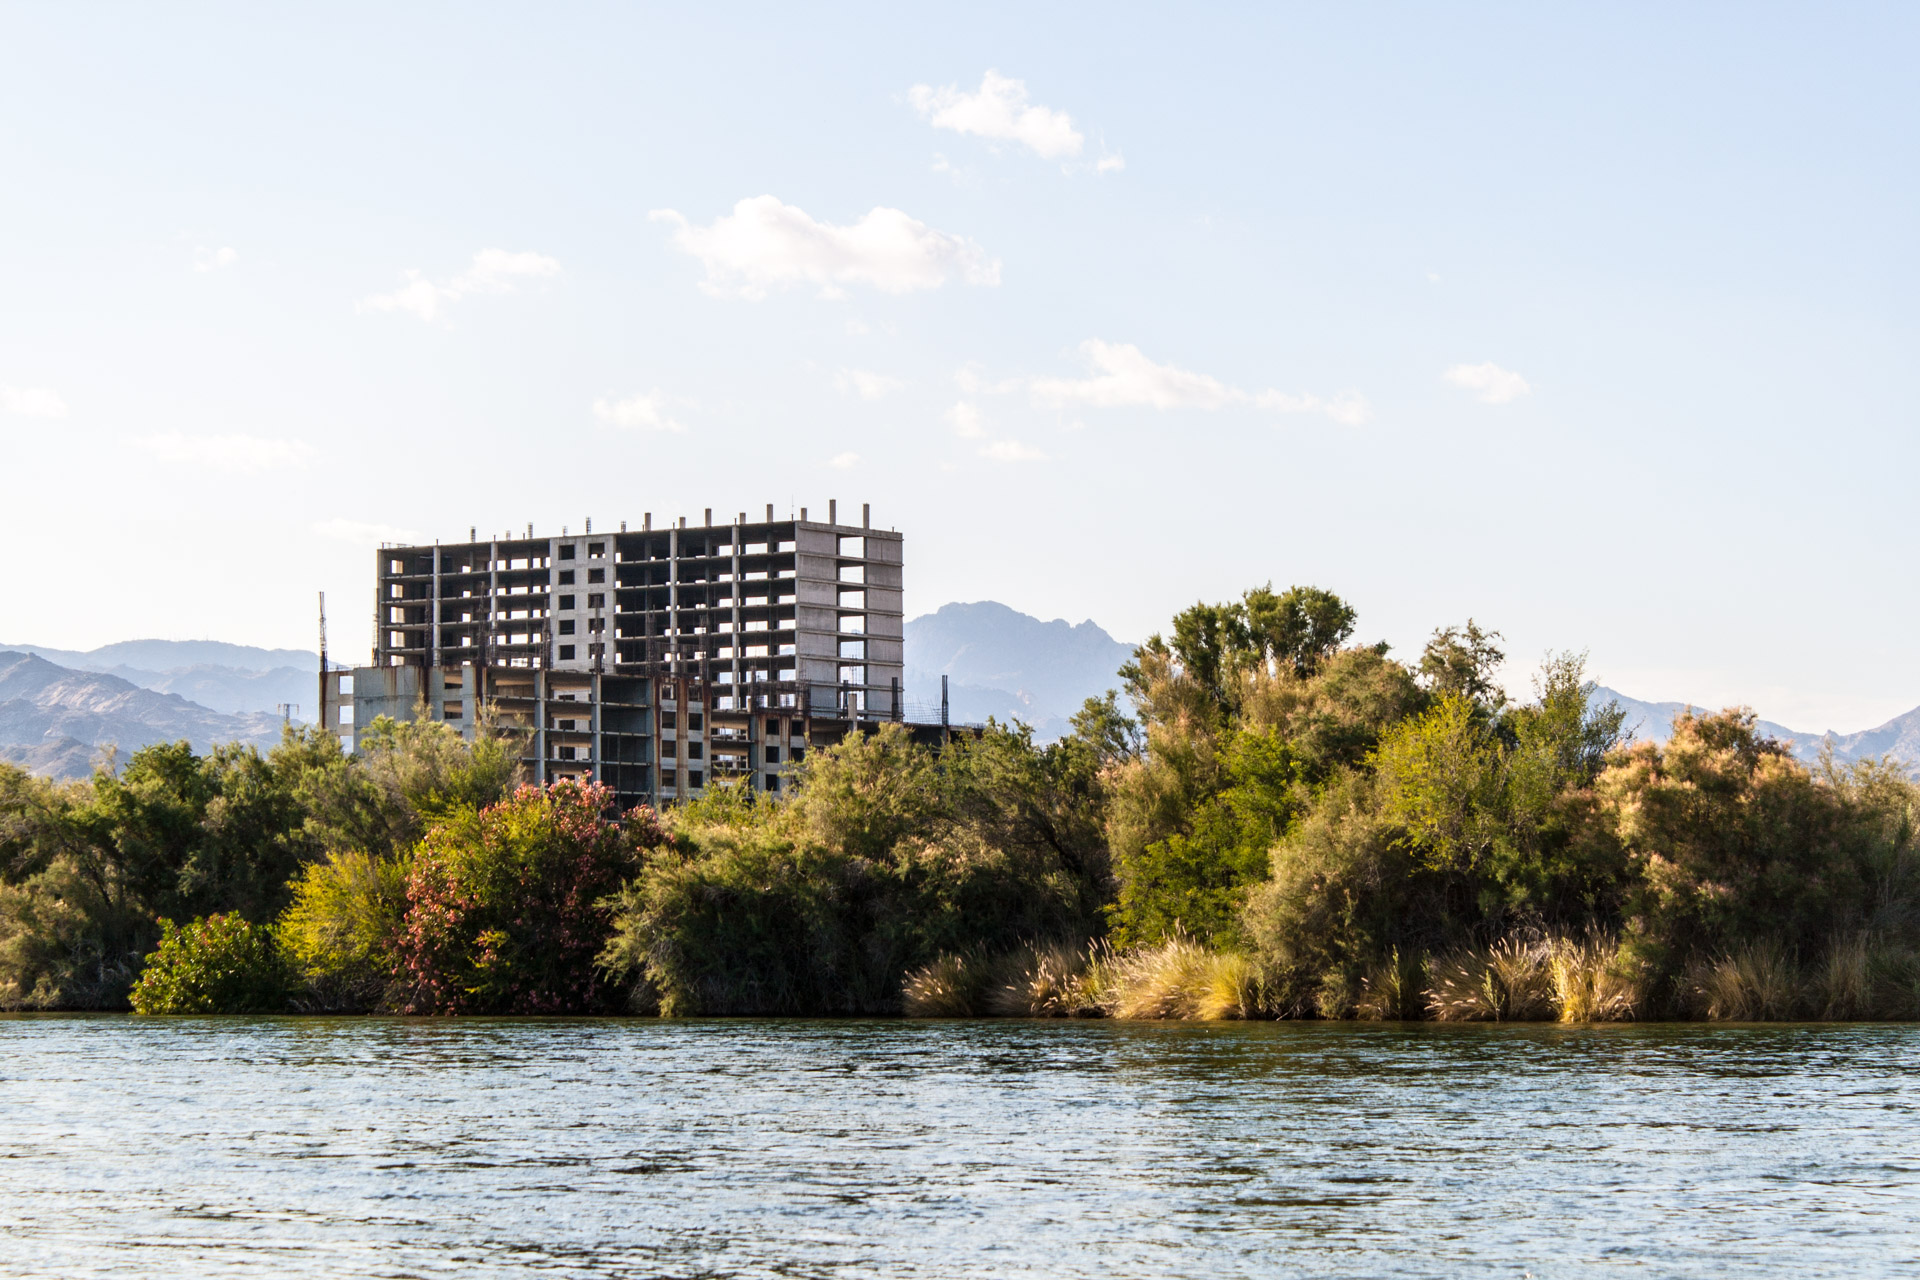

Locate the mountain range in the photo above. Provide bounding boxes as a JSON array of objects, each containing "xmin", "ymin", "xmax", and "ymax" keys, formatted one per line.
[
  {"xmin": 3, "ymin": 610, "xmax": 1916, "ymax": 782},
  {"xmin": 1, "ymin": 639, "xmax": 325, "ymax": 719},
  {"xmin": 0, "ymin": 650, "xmax": 287, "ymax": 778}
]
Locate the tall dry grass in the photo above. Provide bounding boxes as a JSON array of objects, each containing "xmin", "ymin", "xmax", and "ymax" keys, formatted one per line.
[
  {"xmin": 1093, "ymin": 937, "xmax": 1264, "ymax": 1020},
  {"xmin": 984, "ymin": 942, "xmax": 1100, "ymax": 1017},
  {"xmin": 903, "ymin": 936, "xmax": 1265, "ymax": 1020},
  {"xmin": 901, "ymin": 951, "xmax": 991, "ymax": 1017},
  {"xmin": 1687, "ymin": 942, "xmax": 1804, "ymax": 1020},
  {"xmin": 904, "ymin": 932, "xmax": 1920, "ymax": 1023},
  {"xmin": 1355, "ymin": 948, "xmax": 1428, "ymax": 1020},
  {"xmin": 1547, "ymin": 934, "xmax": 1641, "ymax": 1022},
  {"xmin": 1427, "ymin": 937, "xmax": 1556, "ymax": 1021}
]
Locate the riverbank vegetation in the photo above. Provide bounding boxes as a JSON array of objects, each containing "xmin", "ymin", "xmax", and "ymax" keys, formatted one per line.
[{"xmin": 3, "ymin": 583, "xmax": 1916, "ymax": 1020}]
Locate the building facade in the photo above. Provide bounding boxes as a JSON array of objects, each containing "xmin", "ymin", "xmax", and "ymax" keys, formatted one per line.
[{"xmin": 319, "ymin": 501, "xmax": 942, "ymax": 809}]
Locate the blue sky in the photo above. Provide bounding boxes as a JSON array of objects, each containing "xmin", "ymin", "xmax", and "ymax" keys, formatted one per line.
[{"xmin": 1, "ymin": 3, "xmax": 1915, "ymax": 730}]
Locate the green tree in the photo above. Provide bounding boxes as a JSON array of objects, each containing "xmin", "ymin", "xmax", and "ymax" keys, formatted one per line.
[{"xmin": 1419, "ymin": 620, "xmax": 1507, "ymax": 714}]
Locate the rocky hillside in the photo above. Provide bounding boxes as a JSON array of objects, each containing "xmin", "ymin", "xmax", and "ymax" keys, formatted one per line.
[{"xmin": 0, "ymin": 651, "xmax": 286, "ymax": 779}]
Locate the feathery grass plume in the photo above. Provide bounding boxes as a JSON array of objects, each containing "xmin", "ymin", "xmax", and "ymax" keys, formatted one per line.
[
  {"xmin": 1688, "ymin": 942, "xmax": 1804, "ymax": 1020},
  {"xmin": 1548, "ymin": 934, "xmax": 1640, "ymax": 1022},
  {"xmin": 1427, "ymin": 937, "xmax": 1554, "ymax": 1021},
  {"xmin": 984, "ymin": 942, "xmax": 1096, "ymax": 1017},
  {"xmin": 902, "ymin": 951, "xmax": 988, "ymax": 1017},
  {"xmin": 1355, "ymin": 947, "xmax": 1428, "ymax": 1020},
  {"xmin": 1098, "ymin": 935, "xmax": 1264, "ymax": 1020}
]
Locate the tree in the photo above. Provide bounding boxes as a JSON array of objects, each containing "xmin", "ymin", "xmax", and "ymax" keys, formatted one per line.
[
  {"xmin": 1242, "ymin": 584, "xmax": 1357, "ymax": 677},
  {"xmin": 396, "ymin": 779, "xmax": 659, "ymax": 1015},
  {"xmin": 1419, "ymin": 620, "xmax": 1507, "ymax": 714}
]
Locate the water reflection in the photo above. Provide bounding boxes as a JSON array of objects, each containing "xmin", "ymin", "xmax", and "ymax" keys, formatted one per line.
[{"xmin": 1, "ymin": 1017, "xmax": 1915, "ymax": 1278}]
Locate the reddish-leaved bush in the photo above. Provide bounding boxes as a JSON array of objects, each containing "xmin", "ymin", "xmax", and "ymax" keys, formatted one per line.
[{"xmin": 396, "ymin": 779, "xmax": 667, "ymax": 1014}]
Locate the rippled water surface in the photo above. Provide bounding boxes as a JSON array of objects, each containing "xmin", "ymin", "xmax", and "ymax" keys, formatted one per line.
[{"xmin": 1, "ymin": 1018, "xmax": 1917, "ymax": 1277}]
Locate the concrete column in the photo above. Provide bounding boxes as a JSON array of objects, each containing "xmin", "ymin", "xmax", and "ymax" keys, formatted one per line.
[
  {"xmin": 430, "ymin": 545, "xmax": 441, "ymax": 668},
  {"xmin": 731, "ymin": 514, "xmax": 742, "ymax": 707},
  {"xmin": 668, "ymin": 524, "xmax": 679, "ymax": 677},
  {"xmin": 487, "ymin": 540, "xmax": 500, "ymax": 673},
  {"xmin": 534, "ymin": 667, "xmax": 547, "ymax": 784}
]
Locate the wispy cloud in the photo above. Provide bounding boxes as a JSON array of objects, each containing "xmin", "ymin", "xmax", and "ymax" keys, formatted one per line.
[
  {"xmin": 829, "ymin": 451, "xmax": 861, "ymax": 470},
  {"xmin": 834, "ymin": 368, "xmax": 905, "ymax": 401},
  {"xmin": 193, "ymin": 245, "xmax": 238, "ymax": 272},
  {"xmin": 908, "ymin": 71, "xmax": 1084, "ymax": 160},
  {"xmin": 1029, "ymin": 340, "xmax": 1371, "ymax": 425},
  {"xmin": 946, "ymin": 401, "xmax": 986, "ymax": 437},
  {"xmin": 592, "ymin": 390, "xmax": 686, "ymax": 433},
  {"xmin": 979, "ymin": 439, "xmax": 1047, "ymax": 462},
  {"xmin": 651, "ymin": 196, "xmax": 999, "ymax": 300},
  {"xmin": 134, "ymin": 432, "xmax": 315, "ymax": 472},
  {"xmin": 0, "ymin": 386, "xmax": 68, "ymax": 418},
  {"xmin": 1444, "ymin": 362, "xmax": 1531, "ymax": 404},
  {"xmin": 312, "ymin": 518, "xmax": 427, "ymax": 545},
  {"xmin": 359, "ymin": 248, "xmax": 561, "ymax": 321},
  {"xmin": 1032, "ymin": 340, "xmax": 1237, "ymax": 410}
]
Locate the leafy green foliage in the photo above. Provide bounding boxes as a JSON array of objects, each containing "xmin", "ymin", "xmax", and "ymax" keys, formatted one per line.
[
  {"xmin": 0, "ymin": 718, "xmax": 522, "ymax": 1010},
  {"xmin": 1598, "ymin": 709, "xmax": 1920, "ymax": 975},
  {"xmin": 598, "ymin": 722, "xmax": 1114, "ymax": 1015},
  {"xmin": 129, "ymin": 913, "xmax": 288, "ymax": 1014},
  {"xmin": 277, "ymin": 849, "xmax": 411, "ymax": 1011},
  {"xmin": 1418, "ymin": 620, "xmax": 1507, "ymax": 714}
]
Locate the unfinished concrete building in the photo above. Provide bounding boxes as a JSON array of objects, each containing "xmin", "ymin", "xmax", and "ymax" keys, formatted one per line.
[{"xmin": 319, "ymin": 501, "xmax": 947, "ymax": 810}]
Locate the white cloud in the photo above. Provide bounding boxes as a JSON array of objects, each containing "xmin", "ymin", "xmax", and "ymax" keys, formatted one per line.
[
  {"xmin": 980, "ymin": 439, "xmax": 1047, "ymax": 462},
  {"xmin": 908, "ymin": 70, "xmax": 1084, "ymax": 160},
  {"xmin": 651, "ymin": 196, "xmax": 999, "ymax": 300},
  {"xmin": 946, "ymin": 401, "xmax": 986, "ymax": 437},
  {"xmin": 1029, "ymin": 340, "xmax": 1371, "ymax": 425},
  {"xmin": 359, "ymin": 247, "xmax": 561, "ymax": 321},
  {"xmin": 134, "ymin": 432, "xmax": 315, "ymax": 472},
  {"xmin": 193, "ymin": 245, "xmax": 238, "ymax": 272},
  {"xmin": 1096, "ymin": 151, "xmax": 1126, "ymax": 174},
  {"xmin": 592, "ymin": 390, "xmax": 686, "ymax": 433},
  {"xmin": 830, "ymin": 451, "xmax": 860, "ymax": 469},
  {"xmin": 312, "ymin": 518, "xmax": 428, "ymax": 546},
  {"xmin": 1032, "ymin": 340, "xmax": 1238, "ymax": 410},
  {"xmin": 834, "ymin": 368, "xmax": 905, "ymax": 401},
  {"xmin": 1256, "ymin": 389, "xmax": 1375, "ymax": 427},
  {"xmin": 0, "ymin": 386, "xmax": 68, "ymax": 418},
  {"xmin": 1444, "ymin": 361, "xmax": 1531, "ymax": 404}
]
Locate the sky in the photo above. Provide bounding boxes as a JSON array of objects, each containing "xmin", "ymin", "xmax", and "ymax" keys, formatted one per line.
[{"xmin": 0, "ymin": 3, "xmax": 1915, "ymax": 732}]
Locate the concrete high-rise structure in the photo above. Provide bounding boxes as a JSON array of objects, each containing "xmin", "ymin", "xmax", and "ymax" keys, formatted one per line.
[{"xmin": 318, "ymin": 502, "xmax": 946, "ymax": 809}]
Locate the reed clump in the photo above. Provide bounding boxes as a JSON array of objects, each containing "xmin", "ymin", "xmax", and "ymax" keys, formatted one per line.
[
  {"xmin": 901, "ymin": 951, "xmax": 992, "ymax": 1017},
  {"xmin": 1355, "ymin": 947, "xmax": 1428, "ymax": 1020},
  {"xmin": 1426, "ymin": 937, "xmax": 1556, "ymax": 1021},
  {"xmin": 903, "ymin": 936, "xmax": 1265, "ymax": 1020},
  {"xmin": 1098, "ymin": 937, "xmax": 1265, "ymax": 1020},
  {"xmin": 1687, "ymin": 942, "xmax": 1805, "ymax": 1020},
  {"xmin": 1547, "ymin": 934, "xmax": 1641, "ymax": 1022}
]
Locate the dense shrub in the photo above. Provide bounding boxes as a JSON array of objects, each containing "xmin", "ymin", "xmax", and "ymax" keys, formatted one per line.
[
  {"xmin": 278, "ymin": 849, "xmax": 411, "ymax": 1011},
  {"xmin": 129, "ymin": 914, "xmax": 288, "ymax": 1014},
  {"xmin": 599, "ymin": 723, "xmax": 1113, "ymax": 1015},
  {"xmin": 397, "ymin": 780, "xmax": 661, "ymax": 1014}
]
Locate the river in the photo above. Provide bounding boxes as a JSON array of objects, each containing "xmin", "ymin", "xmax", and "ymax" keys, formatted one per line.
[{"xmin": 1, "ymin": 1017, "xmax": 1915, "ymax": 1277}]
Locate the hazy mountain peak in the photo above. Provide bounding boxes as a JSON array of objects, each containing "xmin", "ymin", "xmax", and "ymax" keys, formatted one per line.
[{"xmin": 903, "ymin": 601, "xmax": 1136, "ymax": 739}]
